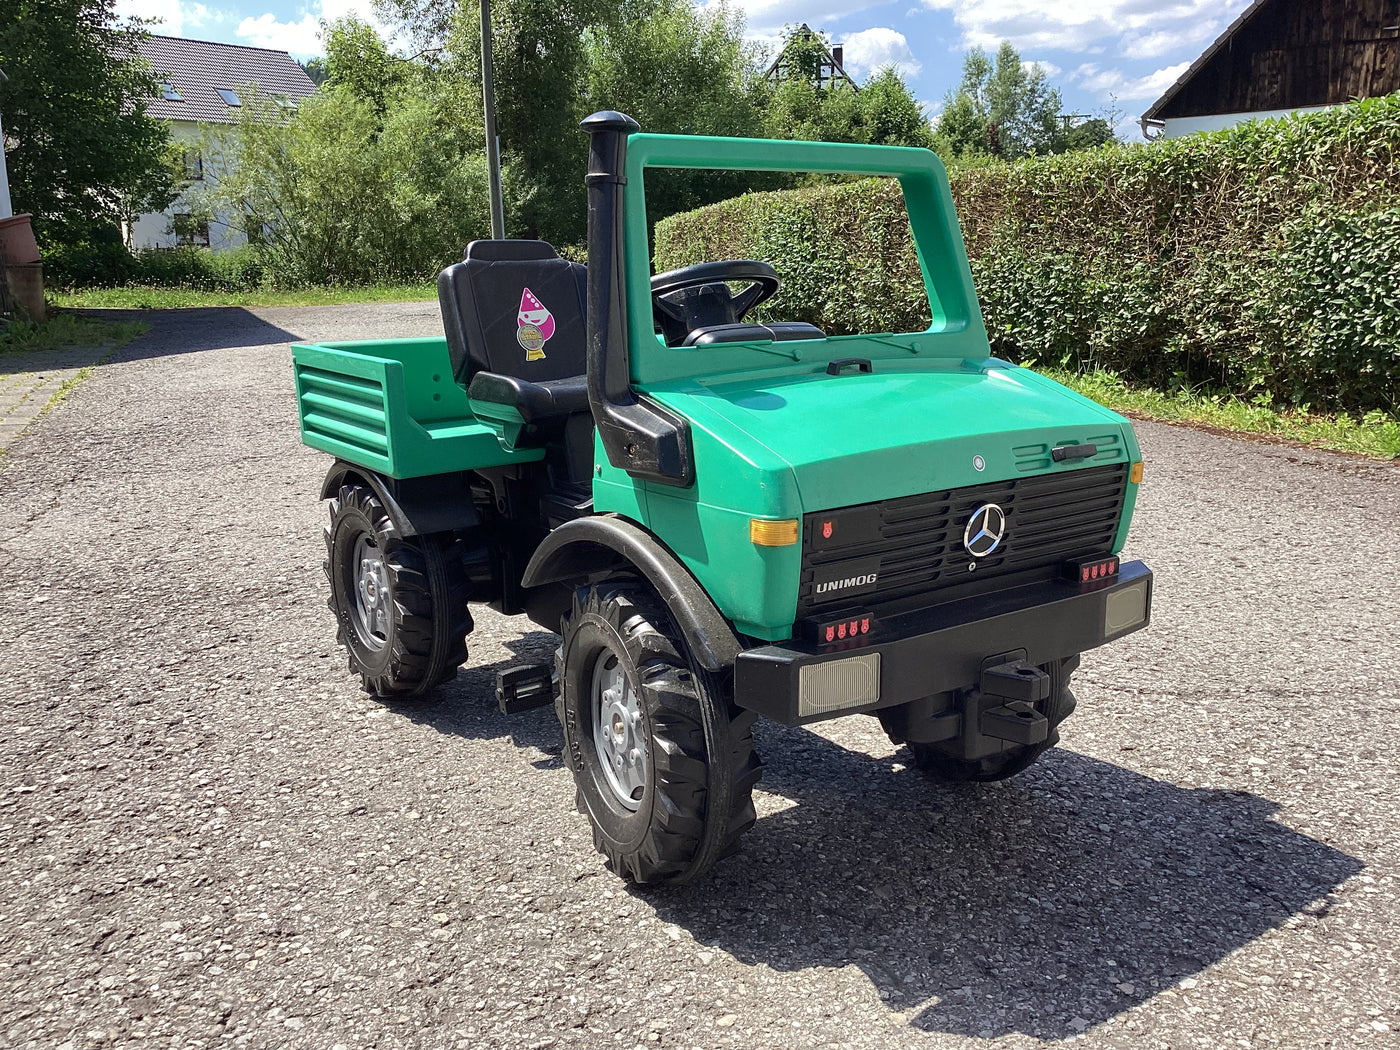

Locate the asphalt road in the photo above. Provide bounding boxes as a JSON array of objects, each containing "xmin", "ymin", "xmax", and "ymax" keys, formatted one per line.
[{"xmin": 1, "ymin": 303, "xmax": 1397, "ymax": 1050}]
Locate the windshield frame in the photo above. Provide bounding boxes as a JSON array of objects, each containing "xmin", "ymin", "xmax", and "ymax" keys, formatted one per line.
[{"xmin": 621, "ymin": 133, "xmax": 991, "ymax": 386}]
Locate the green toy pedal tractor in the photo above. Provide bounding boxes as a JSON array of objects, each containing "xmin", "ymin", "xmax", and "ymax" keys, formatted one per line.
[{"xmin": 292, "ymin": 112, "xmax": 1153, "ymax": 884}]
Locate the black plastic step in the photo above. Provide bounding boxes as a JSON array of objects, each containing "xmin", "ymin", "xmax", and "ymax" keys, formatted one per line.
[{"xmin": 496, "ymin": 663, "xmax": 555, "ymax": 715}]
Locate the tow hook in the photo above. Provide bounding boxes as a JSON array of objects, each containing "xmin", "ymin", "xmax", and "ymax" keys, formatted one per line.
[{"xmin": 979, "ymin": 659, "xmax": 1051, "ymax": 745}]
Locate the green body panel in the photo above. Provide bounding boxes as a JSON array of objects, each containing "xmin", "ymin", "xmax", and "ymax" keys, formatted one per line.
[
  {"xmin": 631, "ymin": 360, "xmax": 1137, "ymax": 637},
  {"xmin": 293, "ymin": 130, "xmax": 1147, "ymax": 645},
  {"xmin": 466, "ymin": 396, "xmax": 529, "ymax": 449},
  {"xmin": 291, "ymin": 338, "xmax": 543, "ymax": 478},
  {"xmin": 604, "ymin": 131, "xmax": 1144, "ymax": 639}
]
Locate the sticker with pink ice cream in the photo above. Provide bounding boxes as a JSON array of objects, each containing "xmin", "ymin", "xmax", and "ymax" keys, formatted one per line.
[{"xmin": 516, "ymin": 287, "xmax": 555, "ymax": 360}]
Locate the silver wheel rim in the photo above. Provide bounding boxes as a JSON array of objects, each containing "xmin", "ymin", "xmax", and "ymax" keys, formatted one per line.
[
  {"xmin": 591, "ymin": 652, "xmax": 647, "ymax": 810},
  {"xmin": 352, "ymin": 533, "xmax": 389, "ymax": 650}
]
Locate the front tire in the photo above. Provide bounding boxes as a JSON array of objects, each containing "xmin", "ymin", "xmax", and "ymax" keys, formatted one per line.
[
  {"xmin": 557, "ymin": 583, "xmax": 760, "ymax": 884},
  {"xmin": 324, "ymin": 484, "xmax": 471, "ymax": 697}
]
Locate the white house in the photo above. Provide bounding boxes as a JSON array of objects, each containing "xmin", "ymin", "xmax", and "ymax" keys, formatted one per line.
[{"xmin": 127, "ymin": 35, "xmax": 317, "ymax": 252}]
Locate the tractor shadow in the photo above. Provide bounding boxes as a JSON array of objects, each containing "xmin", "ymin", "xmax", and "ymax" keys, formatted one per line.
[
  {"xmin": 395, "ymin": 630, "xmax": 566, "ymax": 769},
  {"xmin": 80, "ymin": 306, "xmax": 303, "ymax": 359},
  {"xmin": 644, "ymin": 721, "xmax": 1362, "ymax": 1041},
  {"xmin": 382, "ymin": 649, "xmax": 1361, "ymax": 1041}
]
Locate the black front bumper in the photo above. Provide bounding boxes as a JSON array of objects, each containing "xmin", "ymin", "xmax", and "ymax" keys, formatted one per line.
[{"xmin": 734, "ymin": 561, "xmax": 1153, "ymax": 725}]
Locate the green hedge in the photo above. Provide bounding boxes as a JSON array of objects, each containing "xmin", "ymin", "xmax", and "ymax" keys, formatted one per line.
[
  {"xmin": 43, "ymin": 241, "xmax": 265, "ymax": 292},
  {"xmin": 654, "ymin": 94, "xmax": 1400, "ymax": 413}
]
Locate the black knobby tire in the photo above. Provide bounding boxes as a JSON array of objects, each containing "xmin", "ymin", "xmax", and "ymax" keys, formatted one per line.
[
  {"xmin": 323, "ymin": 484, "xmax": 472, "ymax": 697},
  {"xmin": 556, "ymin": 583, "xmax": 761, "ymax": 885},
  {"xmin": 905, "ymin": 655, "xmax": 1080, "ymax": 783}
]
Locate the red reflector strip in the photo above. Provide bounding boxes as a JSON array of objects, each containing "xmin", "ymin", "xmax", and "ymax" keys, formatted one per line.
[
  {"xmin": 804, "ymin": 612, "xmax": 878, "ymax": 646},
  {"xmin": 1065, "ymin": 555, "xmax": 1120, "ymax": 584}
]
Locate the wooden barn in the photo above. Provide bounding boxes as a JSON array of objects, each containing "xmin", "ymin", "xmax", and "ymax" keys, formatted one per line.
[{"xmin": 1142, "ymin": 0, "xmax": 1400, "ymax": 138}]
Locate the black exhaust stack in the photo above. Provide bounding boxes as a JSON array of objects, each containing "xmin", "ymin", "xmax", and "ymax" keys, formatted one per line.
[{"xmin": 580, "ymin": 111, "xmax": 694, "ymax": 487}]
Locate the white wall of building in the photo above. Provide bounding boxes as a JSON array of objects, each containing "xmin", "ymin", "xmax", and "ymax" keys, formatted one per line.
[
  {"xmin": 126, "ymin": 122, "xmax": 247, "ymax": 253},
  {"xmin": 1160, "ymin": 104, "xmax": 1336, "ymax": 139}
]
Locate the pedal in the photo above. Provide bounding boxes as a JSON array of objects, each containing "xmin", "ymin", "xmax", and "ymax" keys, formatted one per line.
[
  {"xmin": 496, "ymin": 663, "xmax": 555, "ymax": 715},
  {"xmin": 981, "ymin": 701, "xmax": 1049, "ymax": 746},
  {"xmin": 980, "ymin": 659, "xmax": 1051, "ymax": 703}
]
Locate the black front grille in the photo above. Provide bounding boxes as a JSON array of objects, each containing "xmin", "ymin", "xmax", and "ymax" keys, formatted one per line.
[{"xmin": 797, "ymin": 463, "xmax": 1129, "ymax": 617}]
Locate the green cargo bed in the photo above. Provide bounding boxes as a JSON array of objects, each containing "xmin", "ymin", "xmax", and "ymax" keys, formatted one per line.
[{"xmin": 291, "ymin": 337, "xmax": 544, "ymax": 478}]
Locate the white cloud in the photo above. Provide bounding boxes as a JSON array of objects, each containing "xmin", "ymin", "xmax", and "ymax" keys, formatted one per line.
[
  {"xmin": 236, "ymin": 0, "xmax": 395, "ymax": 58},
  {"xmin": 116, "ymin": 0, "xmax": 223, "ymax": 36},
  {"xmin": 1115, "ymin": 111, "xmax": 1146, "ymax": 141},
  {"xmin": 1071, "ymin": 60, "xmax": 1190, "ymax": 101},
  {"xmin": 1121, "ymin": 17, "xmax": 1222, "ymax": 60},
  {"xmin": 1022, "ymin": 59, "xmax": 1060, "ymax": 77},
  {"xmin": 839, "ymin": 27, "xmax": 922, "ymax": 78},
  {"xmin": 920, "ymin": 0, "xmax": 1251, "ymax": 71},
  {"xmin": 715, "ymin": 0, "xmax": 889, "ymax": 37},
  {"xmin": 237, "ymin": 12, "xmax": 322, "ymax": 55}
]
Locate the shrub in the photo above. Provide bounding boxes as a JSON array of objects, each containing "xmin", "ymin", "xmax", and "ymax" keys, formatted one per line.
[
  {"xmin": 654, "ymin": 93, "xmax": 1400, "ymax": 413},
  {"xmin": 205, "ymin": 85, "xmax": 489, "ymax": 287},
  {"xmin": 43, "ymin": 243, "xmax": 264, "ymax": 292}
]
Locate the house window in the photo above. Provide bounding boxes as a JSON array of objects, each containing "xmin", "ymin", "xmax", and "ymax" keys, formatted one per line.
[
  {"xmin": 272, "ymin": 93, "xmax": 298, "ymax": 112},
  {"xmin": 184, "ymin": 151, "xmax": 203, "ymax": 181},
  {"xmin": 173, "ymin": 213, "xmax": 210, "ymax": 247},
  {"xmin": 215, "ymin": 88, "xmax": 241, "ymax": 107},
  {"xmin": 161, "ymin": 82, "xmax": 183, "ymax": 101}
]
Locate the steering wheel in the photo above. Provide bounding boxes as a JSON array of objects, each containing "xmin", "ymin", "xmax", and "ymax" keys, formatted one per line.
[{"xmin": 650, "ymin": 260, "xmax": 780, "ymax": 345}]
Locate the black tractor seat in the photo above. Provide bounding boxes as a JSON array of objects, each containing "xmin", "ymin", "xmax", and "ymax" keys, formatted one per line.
[{"xmin": 438, "ymin": 239, "xmax": 589, "ymax": 426}]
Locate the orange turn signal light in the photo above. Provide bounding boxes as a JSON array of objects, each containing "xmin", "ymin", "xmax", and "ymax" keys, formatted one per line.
[
  {"xmin": 750, "ymin": 518, "xmax": 799, "ymax": 546},
  {"xmin": 1129, "ymin": 461, "xmax": 1144, "ymax": 484}
]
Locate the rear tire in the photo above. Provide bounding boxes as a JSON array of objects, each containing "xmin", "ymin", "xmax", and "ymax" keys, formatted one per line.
[
  {"xmin": 324, "ymin": 484, "xmax": 471, "ymax": 697},
  {"xmin": 902, "ymin": 655, "xmax": 1079, "ymax": 783},
  {"xmin": 557, "ymin": 583, "xmax": 760, "ymax": 884}
]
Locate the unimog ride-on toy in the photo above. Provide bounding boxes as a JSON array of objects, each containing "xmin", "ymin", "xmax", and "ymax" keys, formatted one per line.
[{"xmin": 292, "ymin": 112, "xmax": 1153, "ymax": 885}]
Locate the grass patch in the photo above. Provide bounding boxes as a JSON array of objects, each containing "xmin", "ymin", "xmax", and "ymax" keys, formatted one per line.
[
  {"xmin": 49, "ymin": 283, "xmax": 437, "ymax": 310},
  {"xmin": 44, "ymin": 365, "xmax": 96, "ymax": 413},
  {"xmin": 1, "ymin": 312, "xmax": 146, "ymax": 359},
  {"xmin": 1046, "ymin": 368, "xmax": 1400, "ymax": 460}
]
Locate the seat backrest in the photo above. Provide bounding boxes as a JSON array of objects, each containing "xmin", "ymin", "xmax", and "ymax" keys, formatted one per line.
[{"xmin": 438, "ymin": 239, "xmax": 589, "ymax": 388}]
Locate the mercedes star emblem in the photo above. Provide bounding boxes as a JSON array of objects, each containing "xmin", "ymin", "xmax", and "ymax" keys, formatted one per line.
[{"xmin": 963, "ymin": 503, "xmax": 1007, "ymax": 558}]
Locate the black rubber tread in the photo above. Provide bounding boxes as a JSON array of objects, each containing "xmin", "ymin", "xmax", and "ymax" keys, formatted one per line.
[
  {"xmin": 556, "ymin": 583, "xmax": 760, "ymax": 885},
  {"xmin": 905, "ymin": 654, "xmax": 1080, "ymax": 783},
  {"xmin": 323, "ymin": 485, "xmax": 471, "ymax": 697}
]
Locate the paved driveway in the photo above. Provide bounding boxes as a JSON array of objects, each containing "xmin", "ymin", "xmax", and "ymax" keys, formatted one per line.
[{"xmin": 1, "ymin": 304, "xmax": 1396, "ymax": 1050}]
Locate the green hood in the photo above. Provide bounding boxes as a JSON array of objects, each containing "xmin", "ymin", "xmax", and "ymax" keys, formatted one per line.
[{"xmin": 650, "ymin": 362, "xmax": 1136, "ymax": 512}]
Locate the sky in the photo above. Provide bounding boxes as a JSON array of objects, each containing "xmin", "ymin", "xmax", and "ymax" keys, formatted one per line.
[{"xmin": 115, "ymin": 0, "xmax": 1259, "ymax": 140}]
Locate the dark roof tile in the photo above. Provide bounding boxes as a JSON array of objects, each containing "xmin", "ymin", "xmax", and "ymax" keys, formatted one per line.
[{"xmin": 135, "ymin": 34, "xmax": 317, "ymax": 124}]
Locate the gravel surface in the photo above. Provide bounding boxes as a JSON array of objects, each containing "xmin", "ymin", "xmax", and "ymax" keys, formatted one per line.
[{"xmin": 1, "ymin": 303, "xmax": 1397, "ymax": 1050}]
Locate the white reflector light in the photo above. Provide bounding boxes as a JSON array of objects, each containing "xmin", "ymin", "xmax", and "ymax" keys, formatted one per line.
[
  {"xmin": 1104, "ymin": 581, "xmax": 1149, "ymax": 636},
  {"xmin": 798, "ymin": 653, "xmax": 881, "ymax": 718}
]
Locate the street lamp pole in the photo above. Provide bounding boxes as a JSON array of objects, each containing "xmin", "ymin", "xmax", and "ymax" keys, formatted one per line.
[{"xmin": 480, "ymin": 0, "xmax": 504, "ymax": 239}]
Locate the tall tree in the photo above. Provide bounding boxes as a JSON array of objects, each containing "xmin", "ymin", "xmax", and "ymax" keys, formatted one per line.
[
  {"xmin": 938, "ymin": 41, "xmax": 1066, "ymax": 159},
  {"xmin": 441, "ymin": 0, "xmax": 614, "ymax": 243},
  {"xmin": 762, "ymin": 27, "xmax": 933, "ymax": 149},
  {"xmin": 584, "ymin": 0, "xmax": 768, "ymax": 223},
  {"xmin": 207, "ymin": 85, "xmax": 488, "ymax": 285},
  {"xmin": 0, "ymin": 0, "xmax": 174, "ymax": 246},
  {"xmin": 325, "ymin": 17, "xmax": 406, "ymax": 114},
  {"xmin": 300, "ymin": 58, "xmax": 329, "ymax": 87}
]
